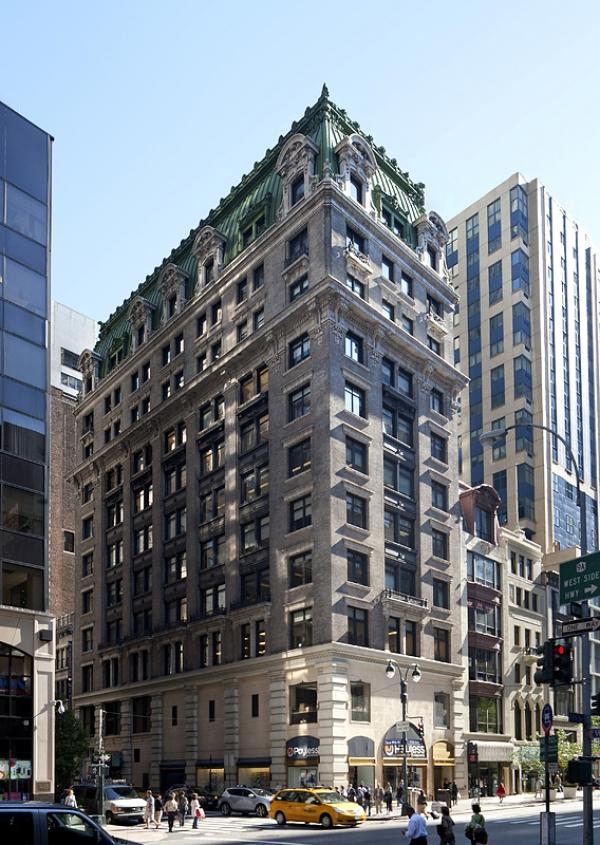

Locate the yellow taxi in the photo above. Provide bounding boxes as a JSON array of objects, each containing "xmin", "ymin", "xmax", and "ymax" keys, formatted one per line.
[{"xmin": 269, "ymin": 787, "xmax": 366, "ymax": 828}]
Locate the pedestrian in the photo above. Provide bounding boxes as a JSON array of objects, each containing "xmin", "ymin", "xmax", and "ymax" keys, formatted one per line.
[
  {"xmin": 417, "ymin": 789, "xmax": 428, "ymax": 818},
  {"xmin": 496, "ymin": 782, "xmax": 506, "ymax": 804},
  {"xmin": 384, "ymin": 783, "xmax": 393, "ymax": 812},
  {"xmin": 144, "ymin": 791, "xmax": 155, "ymax": 829},
  {"xmin": 153, "ymin": 793, "xmax": 163, "ymax": 829},
  {"xmin": 178, "ymin": 790, "xmax": 188, "ymax": 827},
  {"xmin": 364, "ymin": 786, "xmax": 372, "ymax": 816},
  {"xmin": 191, "ymin": 792, "xmax": 204, "ymax": 829},
  {"xmin": 356, "ymin": 784, "xmax": 365, "ymax": 806},
  {"xmin": 373, "ymin": 782, "xmax": 383, "ymax": 814},
  {"xmin": 437, "ymin": 805, "xmax": 455, "ymax": 844},
  {"xmin": 450, "ymin": 782, "xmax": 458, "ymax": 807},
  {"xmin": 465, "ymin": 803, "xmax": 487, "ymax": 844},
  {"xmin": 403, "ymin": 805, "xmax": 428, "ymax": 844},
  {"xmin": 535, "ymin": 776, "xmax": 543, "ymax": 798},
  {"xmin": 62, "ymin": 788, "xmax": 77, "ymax": 808},
  {"xmin": 397, "ymin": 781, "xmax": 405, "ymax": 808},
  {"xmin": 347, "ymin": 784, "xmax": 356, "ymax": 802},
  {"xmin": 165, "ymin": 793, "xmax": 178, "ymax": 832}
]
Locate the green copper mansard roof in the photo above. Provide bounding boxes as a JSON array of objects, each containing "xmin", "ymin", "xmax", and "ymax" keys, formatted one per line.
[{"xmin": 95, "ymin": 84, "xmax": 427, "ymax": 368}]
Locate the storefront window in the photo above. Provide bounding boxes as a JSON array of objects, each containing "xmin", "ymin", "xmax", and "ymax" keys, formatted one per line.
[
  {"xmin": 0, "ymin": 643, "xmax": 33, "ymax": 800},
  {"xmin": 196, "ymin": 766, "xmax": 224, "ymax": 795},
  {"xmin": 237, "ymin": 766, "xmax": 270, "ymax": 789}
]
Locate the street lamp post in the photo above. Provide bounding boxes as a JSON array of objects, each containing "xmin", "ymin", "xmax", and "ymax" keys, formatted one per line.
[
  {"xmin": 385, "ymin": 659, "xmax": 421, "ymax": 808},
  {"xmin": 480, "ymin": 421, "xmax": 593, "ymax": 845}
]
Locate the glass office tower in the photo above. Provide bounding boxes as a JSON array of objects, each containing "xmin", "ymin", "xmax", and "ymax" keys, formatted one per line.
[{"xmin": 0, "ymin": 102, "xmax": 54, "ymax": 800}]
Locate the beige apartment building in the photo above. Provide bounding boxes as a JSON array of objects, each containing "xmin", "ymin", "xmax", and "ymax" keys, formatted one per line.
[
  {"xmin": 71, "ymin": 88, "xmax": 469, "ymax": 796},
  {"xmin": 448, "ymin": 174, "xmax": 600, "ymax": 727}
]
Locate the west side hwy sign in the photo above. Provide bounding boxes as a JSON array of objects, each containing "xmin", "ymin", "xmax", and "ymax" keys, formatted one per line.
[{"xmin": 559, "ymin": 551, "xmax": 600, "ymax": 604}]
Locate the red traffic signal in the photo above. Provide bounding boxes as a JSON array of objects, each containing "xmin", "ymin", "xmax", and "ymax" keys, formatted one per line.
[{"xmin": 552, "ymin": 641, "xmax": 573, "ymax": 686}]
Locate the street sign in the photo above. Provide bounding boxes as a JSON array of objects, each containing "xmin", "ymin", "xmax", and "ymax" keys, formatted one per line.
[
  {"xmin": 542, "ymin": 704, "xmax": 553, "ymax": 735},
  {"xmin": 569, "ymin": 712, "xmax": 585, "ymax": 724},
  {"xmin": 560, "ymin": 551, "xmax": 600, "ymax": 603},
  {"xmin": 539, "ymin": 735, "xmax": 558, "ymax": 763},
  {"xmin": 561, "ymin": 618, "xmax": 600, "ymax": 636},
  {"xmin": 395, "ymin": 721, "xmax": 410, "ymax": 733},
  {"xmin": 591, "ymin": 727, "xmax": 600, "ymax": 740}
]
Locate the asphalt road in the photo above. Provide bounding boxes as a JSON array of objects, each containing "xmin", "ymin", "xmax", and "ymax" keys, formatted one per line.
[{"xmin": 109, "ymin": 802, "xmax": 600, "ymax": 845}]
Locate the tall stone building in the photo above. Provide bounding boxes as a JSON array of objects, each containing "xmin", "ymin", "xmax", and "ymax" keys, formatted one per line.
[
  {"xmin": 0, "ymin": 101, "xmax": 54, "ymax": 800},
  {"xmin": 73, "ymin": 87, "xmax": 467, "ymax": 795},
  {"xmin": 448, "ymin": 174, "xmax": 600, "ymax": 723}
]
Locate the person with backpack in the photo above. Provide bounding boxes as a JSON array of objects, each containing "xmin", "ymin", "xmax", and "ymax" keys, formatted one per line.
[{"xmin": 465, "ymin": 803, "xmax": 487, "ymax": 844}]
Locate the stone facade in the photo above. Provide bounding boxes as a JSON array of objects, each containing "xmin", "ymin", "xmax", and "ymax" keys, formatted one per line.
[{"xmin": 72, "ymin": 90, "xmax": 468, "ymax": 797}]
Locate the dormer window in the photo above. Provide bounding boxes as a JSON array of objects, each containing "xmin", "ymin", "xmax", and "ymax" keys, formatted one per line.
[
  {"xmin": 137, "ymin": 325, "xmax": 145, "ymax": 347},
  {"xmin": 350, "ymin": 175, "xmax": 363, "ymax": 205},
  {"xmin": 168, "ymin": 295, "xmax": 177, "ymax": 319},
  {"xmin": 382, "ymin": 206, "xmax": 405, "ymax": 239},
  {"xmin": 191, "ymin": 226, "xmax": 227, "ymax": 294},
  {"xmin": 157, "ymin": 263, "xmax": 189, "ymax": 325},
  {"xmin": 291, "ymin": 175, "xmax": 305, "ymax": 206},
  {"xmin": 205, "ymin": 259, "xmax": 215, "ymax": 285},
  {"xmin": 427, "ymin": 245, "xmax": 438, "ymax": 270}
]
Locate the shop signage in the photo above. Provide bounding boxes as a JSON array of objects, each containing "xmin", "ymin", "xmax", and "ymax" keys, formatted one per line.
[
  {"xmin": 432, "ymin": 740, "xmax": 454, "ymax": 765},
  {"xmin": 383, "ymin": 723, "xmax": 426, "ymax": 759},
  {"xmin": 467, "ymin": 742, "xmax": 478, "ymax": 763},
  {"xmin": 286, "ymin": 735, "xmax": 320, "ymax": 760}
]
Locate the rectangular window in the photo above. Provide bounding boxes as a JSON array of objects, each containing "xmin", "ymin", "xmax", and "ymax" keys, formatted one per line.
[
  {"xmin": 432, "ymin": 578, "xmax": 449, "ymax": 608},
  {"xmin": 344, "ymin": 331, "xmax": 364, "ymax": 364},
  {"xmin": 289, "ymin": 495, "xmax": 312, "ymax": 531},
  {"xmin": 346, "ymin": 274, "xmax": 365, "ymax": 298},
  {"xmin": 251, "ymin": 693, "xmax": 260, "ymax": 718},
  {"xmin": 346, "ymin": 226, "xmax": 365, "ymax": 254},
  {"xmin": 431, "ymin": 481, "xmax": 448, "ymax": 511},
  {"xmin": 288, "ymin": 383, "xmax": 311, "ymax": 421},
  {"xmin": 350, "ymin": 682, "xmax": 371, "ymax": 722},
  {"xmin": 288, "ymin": 228, "xmax": 308, "ymax": 262},
  {"xmin": 291, "ymin": 175, "xmax": 305, "ymax": 205},
  {"xmin": 490, "ymin": 364, "xmax": 505, "ymax": 409},
  {"xmin": 433, "ymin": 627, "xmax": 450, "ymax": 662},
  {"xmin": 289, "ymin": 550, "xmax": 312, "ymax": 587},
  {"xmin": 288, "ymin": 438, "xmax": 311, "ymax": 476},
  {"xmin": 290, "ymin": 682, "xmax": 317, "ymax": 723},
  {"xmin": 288, "ymin": 332, "xmax": 310, "ymax": 367},
  {"xmin": 346, "ymin": 493, "xmax": 368, "ymax": 529},
  {"xmin": 431, "ymin": 389, "xmax": 444, "ymax": 415},
  {"xmin": 290, "ymin": 608, "xmax": 313, "ymax": 649},
  {"xmin": 289, "ymin": 274, "xmax": 308, "ymax": 302},
  {"xmin": 510, "ymin": 184, "xmax": 529, "ymax": 244},
  {"xmin": 381, "ymin": 256, "xmax": 394, "ymax": 282},
  {"xmin": 400, "ymin": 272, "xmax": 413, "ymax": 298},
  {"xmin": 348, "ymin": 606, "xmax": 368, "ymax": 646},
  {"xmin": 431, "ymin": 432, "xmax": 447, "ymax": 462},
  {"xmin": 346, "ymin": 437, "xmax": 367, "ymax": 473},
  {"xmin": 382, "ymin": 300, "xmax": 394, "ymax": 321},
  {"xmin": 489, "ymin": 312, "xmax": 504, "ymax": 357},
  {"xmin": 347, "ymin": 549, "xmax": 368, "ymax": 585},
  {"xmin": 487, "ymin": 197, "xmax": 501, "ymax": 253},
  {"xmin": 432, "ymin": 528, "xmax": 449, "ymax": 560},
  {"xmin": 434, "ymin": 692, "xmax": 450, "ymax": 728},
  {"xmin": 344, "ymin": 381, "xmax": 366, "ymax": 417},
  {"xmin": 237, "ymin": 277, "xmax": 248, "ymax": 302},
  {"xmin": 488, "ymin": 261, "xmax": 503, "ymax": 305}
]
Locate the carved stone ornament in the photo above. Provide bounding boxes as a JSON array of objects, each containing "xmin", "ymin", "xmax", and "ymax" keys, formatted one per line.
[
  {"xmin": 334, "ymin": 133, "xmax": 377, "ymax": 182},
  {"xmin": 276, "ymin": 133, "xmax": 319, "ymax": 216},
  {"xmin": 418, "ymin": 363, "xmax": 435, "ymax": 395},
  {"xmin": 127, "ymin": 296, "xmax": 156, "ymax": 330},
  {"xmin": 425, "ymin": 311, "xmax": 449, "ymax": 339},
  {"xmin": 192, "ymin": 225, "xmax": 227, "ymax": 293},
  {"xmin": 415, "ymin": 210, "xmax": 450, "ymax": 277},
  {"xmin": 158, "ymin": 262, "xmax": 189, "ymax": 322},
  {"xmin": 344, "ymin": 245, "xmax": 372, "ymax": 280},
  {"xmin": 78, "ymin": 348, "xmax": 101, "ymax": 379}
]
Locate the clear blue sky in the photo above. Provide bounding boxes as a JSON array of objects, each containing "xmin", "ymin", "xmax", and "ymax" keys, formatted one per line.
[{"xmin": 2, "ymin": 0, "xmax": 600, "ymax": 323}]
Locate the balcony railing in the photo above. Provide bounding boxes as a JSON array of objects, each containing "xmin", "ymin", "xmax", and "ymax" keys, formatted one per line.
[{"xmin": 379, "ymin": 588, "xmax": 428, "ymax": 611}]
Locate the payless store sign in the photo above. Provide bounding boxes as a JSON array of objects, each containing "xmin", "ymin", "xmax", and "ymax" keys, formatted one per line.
[{"xmin": 286, "ymin": 736, "xmax": 320, "ymax": 760}]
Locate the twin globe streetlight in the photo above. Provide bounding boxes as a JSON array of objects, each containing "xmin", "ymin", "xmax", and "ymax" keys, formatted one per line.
[{"xmin": 385, "ymin": 659, "xmax": 421, "ymax": 803}]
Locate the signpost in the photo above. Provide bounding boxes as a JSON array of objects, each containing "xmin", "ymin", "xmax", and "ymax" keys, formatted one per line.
[
  {"xmin": 559, "ymin": 551, "xmax": 600, "ymax": 604},
  {"xmin": 561, "ymin": 618, "xmax": 600, "ymax": 637},
  {"xmin": 539, "ymin": 713, "xmax": 557, "ymax": 845},
  {"xmin": 592, "ymin": 727, "xmax": 600, "ymax": 740},
  {"xmin": 395, "ymin": 721, "xmax": 410, "ymax": 733}
]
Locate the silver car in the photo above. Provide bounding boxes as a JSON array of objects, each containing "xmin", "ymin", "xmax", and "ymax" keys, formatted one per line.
[{"xmin": 218, "ymin": 786, "xmax": 273, "ymax": 817}]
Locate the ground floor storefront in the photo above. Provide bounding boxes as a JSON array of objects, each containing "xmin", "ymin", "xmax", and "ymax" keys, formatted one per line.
[{"xmin": 79, "ymin": 644, "xmax": 468, "ymax": 798}]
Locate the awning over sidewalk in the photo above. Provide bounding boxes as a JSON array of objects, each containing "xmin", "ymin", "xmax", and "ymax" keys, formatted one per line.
[{"xmin": 473, "ymin": 741, "xmax": 514, "ymax": 762}]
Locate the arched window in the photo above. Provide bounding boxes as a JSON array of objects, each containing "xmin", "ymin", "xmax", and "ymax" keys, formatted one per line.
[
  {"xmin": 524, "ymin": 704, "xmax": 533, "ymax": 740},
  {"xmin": 514, "ymin": 701, "xmax": 522, "ymax": 740}
]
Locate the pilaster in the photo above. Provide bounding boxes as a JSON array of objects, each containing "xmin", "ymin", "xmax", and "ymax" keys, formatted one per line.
[
  {"xmin": 223, "ymin": 679, "xmax": 239, "ymax": 787},
  {"xmin": 120, "ymin": 698, "xmax": 132, "ymax": 782},
  {"xmin": 316, "ymin": 658, "xmax": 349, "ymax": 787},
  {"xmin": 184, "ymin": 686, "xmax": 199, "ymax": 784},
  {"xmin": 149, "ymin": 693, "xmax": 164, "ymax": 787},
  {"xmin": 269, "ymin": 671, "xmax": 288, "ymax": 787}
]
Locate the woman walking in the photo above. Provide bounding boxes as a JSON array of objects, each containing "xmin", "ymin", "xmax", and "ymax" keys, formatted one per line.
[
  {"xmin": 177, "ymin": 790, "xmax": 189, "ymax": 827},
  {"xmin": 144, "ymin": 791, "xmax": 155, "ymax": 830},
  {"xmin": 153, "ymin": 793, "xmax": 163, "ymax": 829},
  {"xmin": 165, "ymin": 793, "xmax": 178, "ymax": 832},
  {"xmin": 191, "ymin": 793, "xmax": 203, "ymax": 829},
  {"xmin": 465, "ymin": 803, "xmax": 487, "ymax": 843},
  {"xmin": 496, "ymin": 782, "xmax": 506, "ymax": 804},
  {"xmin": 438, "ymin": 806, "xmax": 455, "ymax": 844}
]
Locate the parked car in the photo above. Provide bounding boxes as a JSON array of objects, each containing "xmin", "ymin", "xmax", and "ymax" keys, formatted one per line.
[
  {"xmin": 218, "ymin": 786, "xmax": 273, "ymax": 817},
  {"xmin": 72, "ymin": 781, "xmax": 145, "ymax": 823},
  {"xmin": 0, "ymin": 802, "xmax": 131, "ymax": 844},
  {"xmin": 269, "ymin": 787, "xmax": 366, "ymax": 828}
]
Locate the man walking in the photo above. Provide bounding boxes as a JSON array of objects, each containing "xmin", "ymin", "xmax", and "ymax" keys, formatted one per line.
[{"xmin": 403, "ymin": 805, "xmax": 428, "ymax": 844}]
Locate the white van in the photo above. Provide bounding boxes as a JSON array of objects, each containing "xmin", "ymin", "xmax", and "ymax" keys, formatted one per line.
[{"xmin": 73, "ymin": 782, "xmax": 146, "ymax": 823}]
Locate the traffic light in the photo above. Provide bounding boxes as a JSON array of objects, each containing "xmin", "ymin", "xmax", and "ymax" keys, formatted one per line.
[
  {"xmin": 416, "ymin": 722, "xmax": 424, "ymax": 739},
  {"xmin": 552, "ymin": 641, "xmax": 573, "ymax": 686},
  {"xmin": 534, "ymin": 639, "xmax": 554, "ymax": 685},
  {"xmin": 592, "ymin": 691, "xmax": 600, "ymax": 716},
  {"xmin": 567, "ymin": 759, "xmax": 592, "ymax": 786}
]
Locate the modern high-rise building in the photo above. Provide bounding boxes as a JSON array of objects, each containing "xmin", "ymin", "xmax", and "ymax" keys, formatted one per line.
[
  {"xmin": 72, "ymin": 87, "xmax": 468, "ymax": 795},
  {"xmin": 0, "ymin": 102, "xmax": 54, "ymax": 799},
  {"xmin": 449, "ymin": 173, "xmax": 600, "ymax": 721}
]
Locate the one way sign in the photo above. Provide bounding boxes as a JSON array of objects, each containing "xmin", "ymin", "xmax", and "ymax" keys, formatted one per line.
[{"xmin": 561, "ymin": 618, "xmax": 600, "ymax": 637}]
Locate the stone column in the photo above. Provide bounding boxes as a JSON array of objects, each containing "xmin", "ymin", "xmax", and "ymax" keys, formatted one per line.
[
  {"xmin": 451, "ymin": 678, "xmax": 468, "ymax": 792},
  {"xmin": 184, "ymin": 686, "xmax": 199, "ymax": 785},
  {"xmin": 316, "ymin": 658, "xmax": 349, "ymax": 787},
  {"xmin": 149, "ymin": 693, "xmax": 163, "ymax": 788},
  {"xmin": 223, "ymin": 679, "xmax": 239, "ymax": 787},
  {"xmin": 269, "ymin": 672, "xmax": 288, "ymax": 788}
]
